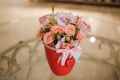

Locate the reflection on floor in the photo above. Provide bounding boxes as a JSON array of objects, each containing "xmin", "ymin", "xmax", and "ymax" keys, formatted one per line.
[{"xmin": 0, "ymin": 0, "xmax": 120, "ymax": 80}]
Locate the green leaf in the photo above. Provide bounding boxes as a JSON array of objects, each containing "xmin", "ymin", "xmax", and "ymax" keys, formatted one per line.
[
  {"xmin": 43, "ymin": 28, "xmax": 50, "ymax": 33},
  {"xmin": 54, "ymin": 35, "xmax": 58, "ymax": 45},
  {"xmin": 49, "ymin": 17, "xmax": 57, "ymax": 25},
  {"xmin": 45, "ymin": 28, "xmax": 50, "ymax": 32}
]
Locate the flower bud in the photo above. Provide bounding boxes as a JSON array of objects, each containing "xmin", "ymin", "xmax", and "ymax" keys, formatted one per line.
[
  {"xmin": 65, "ymin": 36, "xmax": 71, "ymax": 42},
  {"xmin": 57, "ymin": 34, "xmax": 61, "ymax": 40}
]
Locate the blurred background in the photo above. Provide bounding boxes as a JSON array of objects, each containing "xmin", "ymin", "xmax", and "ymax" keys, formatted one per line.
[{"xmin": 0, "ymin": 0, "xmax": 120, "ymax": 80}]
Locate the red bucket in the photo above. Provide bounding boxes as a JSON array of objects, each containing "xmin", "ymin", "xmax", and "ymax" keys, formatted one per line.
[{"xmin": 44, "ymin": 44, "xmax": 75, "ymax": 76}]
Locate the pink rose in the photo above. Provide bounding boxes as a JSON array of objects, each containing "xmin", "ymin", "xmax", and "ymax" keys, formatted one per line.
[
  {"xmin": 76, "ymin": 31, "xmax": 86, "ymax": 41},
  {"xmin": 51, "ymin": 25, "xmax": 64, "ymax": 34},
  {"xmin": 43, "ymin": 32, "xmax": 54, "ymax": 44},
  {"xmin": 65, "ymin": 24, "xmax": 76, "ymax": 36},
  {"xmin": 36, "ymin": 28, "xmax": 44, "ymax": 38},
  {"xmin": 39, "ymin": 15, "xmax": 47, "ymax": 23}
]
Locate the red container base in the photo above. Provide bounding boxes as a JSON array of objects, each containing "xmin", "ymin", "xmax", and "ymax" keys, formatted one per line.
[{"xmin": 44, "ymin": 44, "xmax": 75, "ymax": 76}]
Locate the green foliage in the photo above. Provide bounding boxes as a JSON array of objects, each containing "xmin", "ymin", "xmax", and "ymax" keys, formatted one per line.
[
  {"xmin": 49, "ymin": 17, "xmax": 57, "ymax": 25},
  {"xmin": 43, "ymin": 28, "xmax": 50, "ymax": 33}
]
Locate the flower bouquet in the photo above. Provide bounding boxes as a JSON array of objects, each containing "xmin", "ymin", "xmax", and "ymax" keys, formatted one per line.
[{"xmin": 36, "ymin": 10, "xmax": 90, "ymax": 76}]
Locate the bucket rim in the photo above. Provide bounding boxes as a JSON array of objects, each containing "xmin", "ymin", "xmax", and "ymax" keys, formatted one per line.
[{"xmin": 44, "ymin": 44, "xmax": 56, "ymax": 51}]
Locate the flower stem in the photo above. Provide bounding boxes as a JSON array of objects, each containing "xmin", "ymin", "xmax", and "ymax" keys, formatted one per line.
[{"xmin": 52, "ymin": 5, "xmax": 55, "ymax": 13}]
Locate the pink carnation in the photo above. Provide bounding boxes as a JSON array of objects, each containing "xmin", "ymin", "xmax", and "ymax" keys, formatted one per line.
[
  {"xmin": 65, "ymin": 24, "xmax": 76, "ymax": 36},
  {"xmin": 39, "ymin": 15, "xmax": 47, "ymax": 23},
  {"xmin": 51, "ymin": 25, "xmax": 64, "ymax": 34},
  {"xmin": 43, "ymin": 32, "xmax": 54, "ymax": 44},
  {"xmin": 77, "ymin": 21, "xmax": 90, "ymax": 32},
  {"xmin": 76, "ymin": 31, "xmax": 85, "ymax": 41}
]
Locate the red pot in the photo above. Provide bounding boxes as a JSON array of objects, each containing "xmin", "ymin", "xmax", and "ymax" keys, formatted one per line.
[{"xmin": 44, "ymin": 44, "xmax": 75, "ymax": 76}]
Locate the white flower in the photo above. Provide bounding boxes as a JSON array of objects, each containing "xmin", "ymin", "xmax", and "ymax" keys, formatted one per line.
[
  {"xmin": 66, "ymin": 12, "xmax": 75, "ymax": 23},
  {"xmin": 55, "ymin": 16, "xmax": 66, "ymax": 26},
  {"xmin": 55, "ymin": 12, "xmax": 66, "ymax": 26}
]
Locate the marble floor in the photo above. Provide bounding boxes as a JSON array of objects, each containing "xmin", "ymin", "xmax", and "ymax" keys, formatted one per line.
[{"xmin": 0, "ymin": 0, "xmax": 120, "ymax": 80}]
